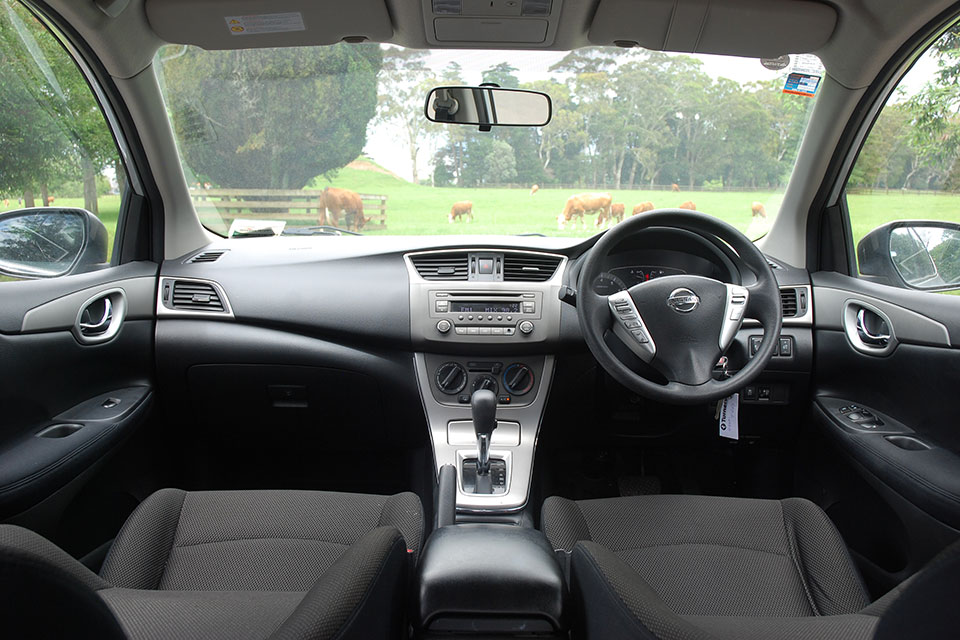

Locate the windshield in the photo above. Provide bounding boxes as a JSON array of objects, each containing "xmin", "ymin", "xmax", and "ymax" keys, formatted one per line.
[{"xmin": 154, "ymin": 45, "xmax": 819, "ymax": 240}]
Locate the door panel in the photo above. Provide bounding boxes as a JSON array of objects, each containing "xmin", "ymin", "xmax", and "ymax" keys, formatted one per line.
[
  {"xmin": 0, "ymin": 263, "xmax": 157, "ymax": 521},
  {"xmin": 808, "ymin": 270, "xmax": 960, "ymax": 585}
]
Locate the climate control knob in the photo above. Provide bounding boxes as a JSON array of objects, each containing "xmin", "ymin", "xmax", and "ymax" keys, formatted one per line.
[
  {"xmin": 472, "ymin": 374, "xmax": 499, "ymax": 396},
  {"xmin": 436, "ymin": 319, "xmax": 452, "ymax": 334},
  {"xmin": 435, "ymin": 362, "xmax": 467, "ymax": 395},
  {"xmin": 518, "ymin": 320, "xmax": 534, "ymax": 335},
  {"xmin": 502, "ymin": 363, "xmax": 535, "ymax": 396}
]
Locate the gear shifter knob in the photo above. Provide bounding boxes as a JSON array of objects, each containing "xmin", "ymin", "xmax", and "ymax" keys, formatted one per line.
[{"xmin": 471, "ymin": 389, "xmax": 497, "ymax": 474}]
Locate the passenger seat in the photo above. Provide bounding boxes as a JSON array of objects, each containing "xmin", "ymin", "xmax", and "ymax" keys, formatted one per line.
[{"xmin": 0, "ymin": 488, "xmax": 423, "ymax": 639}]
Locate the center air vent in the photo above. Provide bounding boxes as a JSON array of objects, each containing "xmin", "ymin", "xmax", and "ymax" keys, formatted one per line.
[
  {"xmin": 171, "ymin": 280, "xmax": 225, "ymax": 312},
  {"xmin": 503, "ymin": 253, "xmax": 562, "ymax": 282},
  {"xmin": 411, "ymin": 253, "xmax": 470, "ymax": 281},
  {"xmin": 780, "ymin": 287, "xmax": 808, "ymax": 318}
]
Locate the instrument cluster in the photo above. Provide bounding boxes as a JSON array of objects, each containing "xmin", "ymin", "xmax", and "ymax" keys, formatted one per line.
[{"xmin": 592, "ymin": 265, "xmax": 686, "ymax": 295}]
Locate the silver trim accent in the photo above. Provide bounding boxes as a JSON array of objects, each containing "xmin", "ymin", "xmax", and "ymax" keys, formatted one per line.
[
  {"xmin": 157, "ymin": 277, "xmax": 234, "ymax": 318},
  {"xmin": 720, "ymin": 284, "xmax": 750, "ymax": 351},
  {"xmin": 666, "ymin": 287, "xmax": 700, "ymax": 313},
  {"xmin": 415, "ymin": 352, "xmax": 554, "ymax": 512},
  {"xmin": 607, "ymin": 291, "xmax": 656, "ymax": 362}
]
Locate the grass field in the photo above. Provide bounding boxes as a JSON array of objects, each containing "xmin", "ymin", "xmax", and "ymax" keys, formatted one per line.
[{"xmin": 4, "ymin": 168, "xmax": 960, "ymax": 258}]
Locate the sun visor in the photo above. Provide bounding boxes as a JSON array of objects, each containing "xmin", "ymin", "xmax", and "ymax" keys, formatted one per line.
[
  {"xmin": 145, "ymin": 0, "xmax": 394, "ymax": 49},
  {"xmin": 589, "ymin": 0, "xmax": 837, "ymax": 58}
]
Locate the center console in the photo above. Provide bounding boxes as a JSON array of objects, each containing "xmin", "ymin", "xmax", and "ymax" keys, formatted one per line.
[{"xmin": 406, "ymin": 249, "xmax": 565, "ymax": 513}]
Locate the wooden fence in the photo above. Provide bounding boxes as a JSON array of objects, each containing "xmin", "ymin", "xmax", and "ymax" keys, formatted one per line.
[{"xmin": 189, "ymin": 188, "xmax": 387, "ymax": 231}]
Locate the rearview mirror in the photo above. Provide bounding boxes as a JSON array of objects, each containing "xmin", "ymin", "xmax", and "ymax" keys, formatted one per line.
[
  {"xmin": 858, "ymin": 220, "xmax": 960, "ymax": 291},
  {"xmin": 0, "ymin": 208, "xmax": 108, "ymax": 279},
  {"xmin": 425, "ymin": 86, "xmax": 552, "ymax": 127}
]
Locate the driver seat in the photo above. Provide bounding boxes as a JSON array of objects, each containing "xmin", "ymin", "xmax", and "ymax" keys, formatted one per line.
[{"xmin": 541, "ymin": 494, "xmax": 958, "ymax": 639}]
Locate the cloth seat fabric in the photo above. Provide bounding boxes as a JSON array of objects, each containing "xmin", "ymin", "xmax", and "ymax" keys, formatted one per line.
[
  {"xmin": 0, "ymin": 488, "xmax": 423, "ymax": 640},
  {"xmin": 541, "ymin": 494, "xmax": 892, "ymax": 639}
]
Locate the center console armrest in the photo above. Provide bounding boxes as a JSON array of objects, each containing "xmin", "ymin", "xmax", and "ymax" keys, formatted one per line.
[{"xmin": 417, "ymin": 524, "xmax": 566, "ymax": 636}]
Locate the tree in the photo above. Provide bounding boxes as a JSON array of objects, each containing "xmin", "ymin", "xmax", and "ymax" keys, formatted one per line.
[
  {"xmin": 483, "ymin": 140, "xmax": 517, "ymax": 183},
  {"xmin": 376, "ymin": 47, "xmax": 436, "ymax": 184},
  {"xmin": 160, "ymin": 43, "xmax": 382, "ymax": 189},
  {"xmin": 0, "ymin": 2, "xmax": 118, "ymax": 212}
]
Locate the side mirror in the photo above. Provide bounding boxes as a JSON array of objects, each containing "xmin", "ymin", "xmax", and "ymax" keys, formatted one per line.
[
  {"xmin": 0, "ymin": 208, "xmax": 108, "ymax": 279},
  {"xmin": 425, "ymin": 86, "xmax": 552, "ymax": 127},
  {"xmin": 858, "ymin": 220, "xmax": 960, "ymax": 291}
]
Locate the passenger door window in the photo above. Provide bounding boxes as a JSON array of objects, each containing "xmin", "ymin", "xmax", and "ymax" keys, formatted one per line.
[{"xmin": 0, "ymin": 0, "xmax": 128, "ymax": 281}]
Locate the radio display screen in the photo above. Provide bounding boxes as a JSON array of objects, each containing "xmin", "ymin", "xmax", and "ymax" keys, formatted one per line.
[{"xmin": 451, "ymin": 301, "xmax": 521, "ymax": 313}]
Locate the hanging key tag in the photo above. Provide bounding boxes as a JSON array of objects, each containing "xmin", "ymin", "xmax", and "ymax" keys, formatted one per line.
[{"xmin": 718, "ymin": 393, "xmax": 740, "ymax": 440}]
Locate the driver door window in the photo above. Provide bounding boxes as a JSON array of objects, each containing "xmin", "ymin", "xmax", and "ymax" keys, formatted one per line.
[{"xmin": 845, "ymin": 21, "xmax": 960, "ymax": 293}]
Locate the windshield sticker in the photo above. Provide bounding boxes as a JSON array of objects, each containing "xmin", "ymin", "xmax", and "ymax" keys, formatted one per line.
[
  {"xmin": 225, "ymin": 13, "xmax": 305, "ymax": 36},
  {"xmin": 760, "ymin": 55, "xmax": 790, "ymax": 71},
  {"xmin": 227, "ymin": 219, "xmax": 286, "ymax": 237},
  {"xmin": 783, "ymin": 72, "xmax": 821, "ymax": 97}
]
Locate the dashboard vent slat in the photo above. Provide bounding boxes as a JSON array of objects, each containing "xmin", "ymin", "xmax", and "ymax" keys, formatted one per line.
[
  {"xmin": 171, "ymin": 280, "xmax": 225, "ymax": 312},
  {"xmin": 502, "ymin": 254, "xmax": 562, "ymax": 282},
  {"xmin": 188, "ymin": 250, "xmax": 226, "ymax": 264},
  {"xmin": 780, "ymin": 288, "xmax": 799, "ymax": 318},
  {"xmin": 411, "ymin": 253, "xmax": 470, "ymax": 281}
]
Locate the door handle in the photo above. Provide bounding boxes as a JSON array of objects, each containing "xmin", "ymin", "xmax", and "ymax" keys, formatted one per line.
[
  {"xmin": 856, "ymin": 308, "xmax": 890, "ymax": 346},
  {"xmin": 79, "ymin": 297, "xmax": 113, "ymax": 336}
]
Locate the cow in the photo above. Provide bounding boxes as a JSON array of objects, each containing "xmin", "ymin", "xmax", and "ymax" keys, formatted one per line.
[
  {"xmin": 610, "ymin": 203, "xmax": 625, "ymax": 224},
  {"xmin": 322, "ymin": 186, "xmax": 367, "ymax": 231},
  {"xmin": 449, "ymin": 200, "xmax": 474, "ymax": 223},
  {"xmin": 558, "ymin": 192, "xmax": 612, "ymax": 230},
  {"xmin": 632, "ymin": 201, "xmax": 655, "ymax": 216},
  {"xmin": 671, "ymin": 183, "xmax": 680, "ymax": 192},
  {"xmin": 751, "ymin": 201, "xmax": 767, "ymax": 218},
  {"xmin": 679, "ymin": 200, "xmax": 697, "ymax": 211},
  {"xmin": 530, "ymin": 184, "xmax": 539, "ymax": 195}
]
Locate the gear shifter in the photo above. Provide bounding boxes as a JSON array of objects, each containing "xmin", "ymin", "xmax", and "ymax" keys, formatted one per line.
[{"xmin": 471, "ymin": 389, "xmax": 497, "ymax": 475}]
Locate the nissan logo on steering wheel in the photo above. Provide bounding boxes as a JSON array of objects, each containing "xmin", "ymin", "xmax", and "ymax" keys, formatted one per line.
[{"xmin": 667, "ymin": 288, "xmax": 700, "ymax": 313}]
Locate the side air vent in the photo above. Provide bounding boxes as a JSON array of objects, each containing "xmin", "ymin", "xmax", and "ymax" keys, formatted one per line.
[
  {"xmin": 503, "ymin": 253, "xmax": 562, "ymax": 282},
  {"xmin": 187, "ymin": 250, "xmax": 226, "ymax": 264},
  {"xmin": 411, "ymin": 253, "xmax": 469, "ymax": 280},
  {"xmin": 171, "ymin": 280, "xmax": 225, "ymax": 312},
  {"xmin": 780, "ymin": 287, "xmax": 809, "ymax": 318}
]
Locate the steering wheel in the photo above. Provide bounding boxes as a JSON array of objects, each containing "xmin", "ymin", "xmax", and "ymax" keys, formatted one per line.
[{"xmin": 577, "ymin": 209, "xmax": 782, "ymax": 405}]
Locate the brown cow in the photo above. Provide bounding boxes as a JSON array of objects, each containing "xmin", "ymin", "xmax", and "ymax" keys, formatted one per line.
[
  {"xmin": 671, "ymin": 183, "xmax": 680, "ymax": 192},
  {"xmin": 679, "ymin": 200, "xmax": 697, "ymax": 211},
  {"xmin": 751, "ymin": 201, "xmax": 767, "ymax": 218},
  {"xmin": 530, "ymin": 184, "xmax": 539, "ymax": 195},
  {"xmin": 322, "ymin": 187, "xmax": 366, "ymax": 231},
  {"xmin": 609, "ymin": 203, "xmax": 625, "ymax": 224},
  {"xmin": 449, "ymin": 200, "xmax": 474, "ymax": 223},
  {"xmin": 632, "ymin": 201, "xmax": 654, "ymax": 216},
  {"xmin": 557, "ymin": 192, "xmax": 612, "ymax": 230}
]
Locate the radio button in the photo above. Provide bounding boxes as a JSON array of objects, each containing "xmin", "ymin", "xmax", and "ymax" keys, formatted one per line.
[
  {"xmin": 519, "ymin": 320, "xmax": 534, "ymax": 335},
  {"xmin": 436, "ymin": 319, "xmax": 452, "ymax": 334},
  {"xmin": 479, "ymin": 327, "xmax": 492, "ymax": 335},
  {"xmin": 497, "ymin": 315, "xmax": 503, "ymax": 321},
  {"xmin": 455, "ymin": 327, "xmax": 467, "ymax": 335},
  {"xmin": 436, "ymin": 300, "xmax": 449, "ymax": 312},
  {"xmin": 458, "ymin": 315, "xmax": 464, "ymax": 321},
  {"xmin": 506, "ymin": 315, "xmax": 513, "ymax": 321},
  {"xmin": 522, "ymin": 302, "xmax": 535, "ymax": 313},
  {"xmin": 467, "ymin": 327, "xmax": 479, "ymax": 335},
  {"xmin": 504, "ymin": 328, "xmax": 515, "ymax": 336},
  {"xmin": 492, "ymin": 327, "xmax": 505, "ymax": 335},
  {"xmin": 468, "ymin": 315, "xmax": 474, "ymax": 321}
]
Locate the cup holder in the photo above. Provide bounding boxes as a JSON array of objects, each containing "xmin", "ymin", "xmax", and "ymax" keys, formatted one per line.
[
  {"xmin": 37, "ymin": 423, "xmax": 83, "ymax": 439},
  {"xmin": 884, "ymin": 435, "xmax": 931, "ymax": 451}
]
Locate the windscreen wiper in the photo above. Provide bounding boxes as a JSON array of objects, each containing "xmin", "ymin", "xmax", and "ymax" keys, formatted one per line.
[
  {"xmin": 282, "ymin": 226, "xmax": 363, "ymax": 237},
  {"xmin": 516, "ymin": 232, "xmax": 546, "ymax": 237}
]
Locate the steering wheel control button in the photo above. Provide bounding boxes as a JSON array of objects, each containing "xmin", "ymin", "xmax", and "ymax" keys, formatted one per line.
[
  {"xmin": 436, "ymin": 319, "xmax": 452, "ymax": 333},
  {"xmin": 667, "ymin": 288, "xmax": 700, "ymax": 313},
  {"xmin": 719, "ymin": 284, "xmax": 750, "ymax": 352},
  {"xmin": 518, "ymin": 320, "xmax": 535, "ymax": 334},
  {"xmin": 436, "ymin": 362, "xmax": 467, "ymax": 395},
  {"xmin": 607, "ymin": 291, "xmax": 656, "ymax": 362}
]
